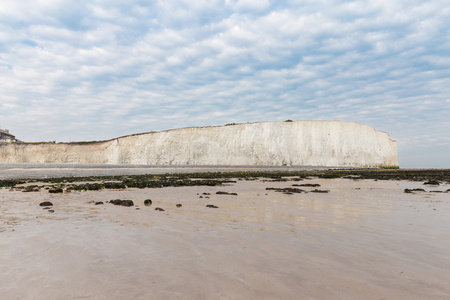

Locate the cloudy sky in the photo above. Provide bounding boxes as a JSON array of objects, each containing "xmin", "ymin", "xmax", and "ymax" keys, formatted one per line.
[{"xmin": 1, "ymin": 0, "xmax": 449, "ymax": 168}]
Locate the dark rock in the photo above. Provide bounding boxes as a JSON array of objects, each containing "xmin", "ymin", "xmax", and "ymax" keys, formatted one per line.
[
  {"xmin": 109, "ymin": 199, "xmax": 134, "ymax": 207},
  {"xmin": 95, "ymin": 201, "xmax": 104, "ymax": 205},
  {"xmin": 424, "ymin": 180, "xmax": 440, "ymax": 185},
  {"xmin": 202, "ymin": 193, "xmax": 211, "ymax": 195},
  {"xmin": 216, "ymin": 191, "xmax": 238, "ymax": 195},
  {"xmin": 206, "ymin": 204, "xmax": 219, "ymax": 208},
  {"xmin": 39, "ymin": 201, "xmax": 53, "ymax": 207},
  {"xmin": 266, "ymin": 187, "xmax": 306, "ymax": 193},
  {"xmin": 292, "ymin": 183, "xmax": 321, "ymax": 187},
  {"xmin": 404, "ymin": 188, "xmax": 426, "ymax": 193},
  {"xmin": 155, "ymin": 207, "xmax": 165, "ymax": 211},
  {"xmin": 48, "ymin": 209, "xmax": 54, "ymax": 213},
  {"xmin": 176, "ymin": 204, "xmax": 182, "ymax": 207},
  {"xmin": 144, "ymin": 199, "xmax": 152, "ymax": 206},
  {"xmin": 43, "ymin": 207, "xmax": 50, "ymax": 210},
  {"xmin": 310, "ymin": 189, "xmax": 329, "ymax": 193},
  {"xmin": 49, "ymin": 188, "xmax": 63, "ymax": 193}
]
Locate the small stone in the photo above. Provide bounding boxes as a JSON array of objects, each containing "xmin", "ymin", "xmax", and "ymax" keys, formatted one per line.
[
  {"xmin": 39, "ymin": 201, "xmax": 53, "ymax": 207},
  {"xmin": 206, "ymin": 204, "xmax": 219, "ymax": 208},
  {"xmin": 176, "ymin": 204, "xmax": 182, "ymax": 207},
  {"xmin": 155, "ymin": 207, "xmax": 165, "ymax": 211},
  {"xmin": 95, "ymin": 201, "xmax": 104, "ymax": 205},
  {"xmin": 144, "ymin": 199, "xmax": 152, "ymax": 206},
  {"xmin": 48, "ymin": 209, "xmax": 54, "ymax": 213}
]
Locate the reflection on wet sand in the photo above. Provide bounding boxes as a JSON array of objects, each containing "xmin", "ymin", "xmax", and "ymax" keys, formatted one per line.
[{"xmin": 1, "ymin": 178, "xmax": 450, "ymax": 299}]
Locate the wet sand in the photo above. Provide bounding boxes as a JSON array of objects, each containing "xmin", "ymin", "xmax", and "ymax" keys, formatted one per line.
[{"xmin": 1, "ymin": 177, "xmax": 450, "ymax": 299}]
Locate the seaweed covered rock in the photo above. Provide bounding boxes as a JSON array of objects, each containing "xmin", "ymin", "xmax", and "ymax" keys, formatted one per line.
[
  {"xmin": 22, "ymin": 185, "xmax": 40, "ymax": 192},
  {"xmin": 103, "ymin": 182, "xmax": 127, "ymax": 189}
]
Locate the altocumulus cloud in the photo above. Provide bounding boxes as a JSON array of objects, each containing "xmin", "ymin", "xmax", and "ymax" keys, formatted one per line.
[{"xmin": 0, "ymin": 0, "xmax": 449, "ymax": 168}]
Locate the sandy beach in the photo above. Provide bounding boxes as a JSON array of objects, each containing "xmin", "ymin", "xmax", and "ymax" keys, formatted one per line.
[{"xmin": 1, "ymin": 173, "xmax": 450, "ymax": 299}]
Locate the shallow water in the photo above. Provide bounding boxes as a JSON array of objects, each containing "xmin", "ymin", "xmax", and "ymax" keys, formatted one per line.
[{"xmin": 1, "ymin": 178, "xmax": 449, "ymax": 299}]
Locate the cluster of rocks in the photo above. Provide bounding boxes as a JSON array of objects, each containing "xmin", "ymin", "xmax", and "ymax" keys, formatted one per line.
[
  {"xmin": 266, "ymin": 183, "xmax": 329, "ymax": 195},
  {"xmin": 107, "ymin": 198, "xmax": 182, "ymax": 212},
  {"xmin": 404, "ymin": 180, "xmax": 450, "ymax": 193},
  {"xmin": 36, "ymin": 182, "xmax": 337, "ymax": 215},
  {"xmin": 38, "ymin": 195, "xmax": 214, "ymax": 214},
  {"xmin": 39, "ymin": 201, "xmax": 54, "ymax": 213}
]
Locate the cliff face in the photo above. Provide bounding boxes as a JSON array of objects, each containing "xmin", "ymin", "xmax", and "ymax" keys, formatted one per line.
[{"xmin": 0, "ymin": 121, "xmax": 398, "ymax": 167}]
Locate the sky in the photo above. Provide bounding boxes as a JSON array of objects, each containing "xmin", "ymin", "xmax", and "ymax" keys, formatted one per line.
[{"xmin": 0, "ymin": 0, "xmax": 449, "ymax": 168}]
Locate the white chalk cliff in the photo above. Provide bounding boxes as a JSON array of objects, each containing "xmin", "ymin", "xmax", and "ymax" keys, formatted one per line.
[{"xmin": 0, "ymin": 121, "xmax": 398, "ymax": 167}]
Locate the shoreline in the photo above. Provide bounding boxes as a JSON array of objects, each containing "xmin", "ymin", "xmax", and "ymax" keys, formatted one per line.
[
  {"xmin": 0, "ymin": 163, "xmax": 345, "ymax": 180},
  {"xmin": 1, "ymin": 164, "xmax": 448, "ymax": 184}
]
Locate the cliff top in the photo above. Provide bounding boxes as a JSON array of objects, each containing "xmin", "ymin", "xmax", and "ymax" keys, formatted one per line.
[{"xmin": 3, "ymin": 120, "xmax": 392, "ymax": 145}]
